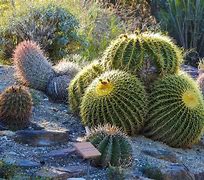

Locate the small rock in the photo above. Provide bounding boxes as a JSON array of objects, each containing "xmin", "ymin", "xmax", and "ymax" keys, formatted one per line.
[
  {"xmin": 0, "ymin": 130, "xmax": 15, "ymax": 137},
  {"xmin": 43, "ymin": 148, "xmax": 75, "ymax": 158},
  {"xmin": 161, "ymin": 163, "xmax": 195, "ymax": 180},
  {"xmin": 13, "ymin": 129, "xmax": 69, "ymax": 146},
  {"xmin": 15, "ymin": 159, "xmax": 41, "ymax": 168},
  {"xmin": 142, "ymin": 149, "xmax": 178, "ymax": 163},
  {"xmin": 35, "ymin": 166, "xmax": 86, "ymax": 179}
]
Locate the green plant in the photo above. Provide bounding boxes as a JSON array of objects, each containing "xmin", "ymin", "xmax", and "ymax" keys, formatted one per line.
[
  {"xmin": 13, "ymin": 40, "xmax": 55, "ymax": 91},
  {"xmin": 144, "ymin": 74, "xmax": 204, "ymax": 148},
  {"xmin": 0, "ymin": 160, "xmax": 17, "ymax": 179},
  {"xmin": 85, "ymin": 124, "xmax": 133, "ymax": 167},
  {"xmin": 80, "ymin": 70, "xmax": 147, "ymax": 135},
  {"xmin": 53, "ymin": 60, "xmax": 81, "ymax": 78},
  {"xmin": 68, "ymin": 61, "xmax": 105, "ymax": 114},
  {"xmin": 102, "ymin": 32, "xmax": 183, "ymax": 87},
  {"xmin": 0, "ymin": 2, "xmax": 82, "ymax": 62},
  {"xmin": 155, "ymin": 0, "xmax": 204, "ymax": 67},
  {"xmin": 47, "ymin": 75, "xmax": 71, "ymax": 102},
  {"xmin": 107, "ymin": 166, "xmax": 126, "ymax": 180},
  {"xmin": 0, "ymin": 86, "xmax": 32, "ymax": 130}
]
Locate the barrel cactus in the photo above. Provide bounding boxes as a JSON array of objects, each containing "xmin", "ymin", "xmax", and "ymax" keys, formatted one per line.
[
  {"xmin": 102, "ymin": 32, "xmax": 183, "ymax": 87},
  {"xmin": 53, "ymin": 60, "xmax": 81, "ymax": 78},
  {"xmin": 85, "ymin": 124, "xmax": 133, "ymax": 167},
  {"xmin": 144, "ymin": 74, "xmax": 204, "ymax": 148},
  {"xmin": 80, "ymin": 70, "xmax": 147, "ymax": 135},
  {"xmin": 68, "ymin": 61, "xmax": 105, "ymax": 114},
  {"xmin": 47, "ymin": 75, "xmax": 71, "ymax": 102},
  {"xmin": 0, "ymin": 86, "xmax": 32, "ymax": 130},
  {"xmin": 13, "ymin": 40, "xmax": 55, "ymax": 91}
]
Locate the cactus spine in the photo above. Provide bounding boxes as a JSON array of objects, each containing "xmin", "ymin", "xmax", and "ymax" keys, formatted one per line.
[
  {"xmin": 0, "ymin": 86, "xmax": 32, "ymax": 130},
  {"xmin": 13, "ymin": 40, "xmax": 55, "ymax": 91},
  {"xmin": 102, "ymin": 32, "xmax": 182, "ymax": 86},
  {"xmin": 144, "ymin": 74, "xmax": 204, "ymax": 148},
  {"xmin": 68, "ymin": 61, "xmax": 105, "ymax": 114},
  {"xmin": 85, "ymin": 124, "xmax": 133, "ymax": 167},
  {"xmin": 80, "ymin": 70, "xmax": 147, "ymax": 135}
]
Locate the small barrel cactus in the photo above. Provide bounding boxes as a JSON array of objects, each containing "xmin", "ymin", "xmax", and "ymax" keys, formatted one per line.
[
  {"xmin": 144, "ymin": 74, "xmax": 204, "ymax": 148},
  {"xmin": 53, "ymin": 60, "xmax": 81, "ymax": 78},
  {"xmin": 68, "ymin": 61, "xmax": 105, "ymax": 114},
  {"xmin": 13, "ymin": 40, "xmax": 56, "ymax": 91},
  {"xmin": 80, "ymin": 70, "xmax": 147, "ymax": 135},
  {"xmin": 0, "ymin": 86, "xmax": 33, "ymax": 130},
  {"xmin": 47, "ymin": 75, "xmax": 71, "ymax": 102},
  {"xmin": 197, "ymin": 74, "xmax": 204, "ymax": 95},
  {"xmin": 85, "ymin": 124, "xmax": 133, "ymax": 167},
  {"xmin": 102, "ymin": 32, "xmax": 183, "ymax": 87}
]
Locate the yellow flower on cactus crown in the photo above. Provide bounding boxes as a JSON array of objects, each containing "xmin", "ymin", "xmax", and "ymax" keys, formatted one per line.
[
  {"xmin": 182, "ymin": 90, "xmax": 199, "ymax": 109},
  {"xmin": 95, "ymin": 79, "xmax": 114, "ymax": 96}
]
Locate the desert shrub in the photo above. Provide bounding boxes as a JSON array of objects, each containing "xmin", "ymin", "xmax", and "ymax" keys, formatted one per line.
[
  {"xmin": 88, "ymin": 0, "xmax": 158, "ymax": 32},
  {"xmin": 155, "ymin": 0, "xmax": 204, "ymax": 67},
  {"xmin": 0, "ymin": 160, "xmax": 17, "ymax": 179},
  {"xmin": 0, "ymin": 1, "xmax": 83, "ymax": 63}
]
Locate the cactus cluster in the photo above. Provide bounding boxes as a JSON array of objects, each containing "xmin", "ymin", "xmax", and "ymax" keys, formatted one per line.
[
  {"xmin": 85, "ymin": 124, "xmax": 133, "ymax": 167},
  {"xmin": 102, "ymin": 32, "xmax": 183, "ymax": 87},
  {"xmin": 0, "ymin": 86, "xmax": 32, "ymax": 130},
  {"xmin": 68, "ymin": 61, "xmax": 105, "ymax": 114},
  {"xmin": 144, "ymin": 75, "xmax": 204, "ymax": 148},
  {"xmin": 13, "ymin": 40, "xmax": 55, "ymax": 91},
  {"xmin": 80, "ymin": 70, "xmax": 147, "ymax": 135}
]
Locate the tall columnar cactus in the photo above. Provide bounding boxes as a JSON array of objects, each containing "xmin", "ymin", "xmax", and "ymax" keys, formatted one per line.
[
  {"xmin": 80, "ymin": 70, "xmax": 147, "ymax": 135},
  {"xmin": 85, "ymin": 124, "xmax": 133, "ymax": 167},
  {"xmin": 68, "ymin": 61, "xmax": 105, "ymax": 114},
  {"xmin": 13, "ymin": 40, "xmax": 56, "ymax": 91},
  {"xmin": 144, "ymin": 74, "xmax": 204, "ymax": 148},
  {"xmin": 53, "ymin": 60, "xmax": 81, "ymax": 78},
  {"xmin": 47, "ymin": 75, "xmax": 71, "ymax": 102},
  {"xmin": 102, "ymin": 32, "xmax": 183, "ymax": 86},
  {"xmin": 0, "ymin": 86, "xmax": 32, "ymax": 130},
  {"xmin": 197, "ymin": 74, "xmax": 204, "ymax": 95}
]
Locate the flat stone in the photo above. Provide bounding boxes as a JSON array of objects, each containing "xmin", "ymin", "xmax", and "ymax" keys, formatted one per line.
[
  {"xmin": 161, "ymin": 163, "xmax": 195, "ymax": 180},
  {"xmin": 0, "ymin": 130, "xmax": 15, "ymax": 137},
  {"xmin": 13, "ymin": 129, "xmax": 69, "ymax": 146},
  {"xmin": 142, "ymin": 149, "xmax": 178, "ymax": 163},
  {"xmin": 35, "ymin": 166, "xmax": 86, "ymax": 179},
  {"xmin": 15, "ymin": 159, "xmax": 41, "ymax": 168},
  {"xmin": 43, "ymin": 148, "xmax": 75, "ymax": 158}
]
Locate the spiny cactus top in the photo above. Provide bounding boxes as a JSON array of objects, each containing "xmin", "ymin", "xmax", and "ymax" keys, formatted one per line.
[
  {"xmin": 0, "ymin": 86, "xmax": 32, "ymax": 130},
  {"xmin": 80, "ymin": 70, "xmax": 147, "ymax": 135},
  {"xmin": 68, "ymin": 61, "xmax": 105, "ymax": 114},
  {"xmin": 85, "ymin": 124, "xmax": 133, "ymax": 167},
  {"xmin": 102, "ymin": 32, "xmax": 183, "ymax": 83},
  {"xmin": 144, "ymin": 74, "xmax": 204, "ymax": 148},
  {"xmin": 53, "ymin": 60, "xmax": 81, "ymax": 78},
  {"xmin": 13, "ymin": 40, "xmax": 55, "ymax": 91}
]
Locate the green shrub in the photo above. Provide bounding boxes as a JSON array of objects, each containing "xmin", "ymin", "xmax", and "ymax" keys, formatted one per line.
[
  {"xmin": 0, "ymin": 2, "xmax": 82, "ymax": 63},
  {"xmin": 155, "ymin": 0, "xmax": 204, "ymax": 66},
  {"xmin": 0, "ymin": 160, "xmax": 17, "ymax": 179}
]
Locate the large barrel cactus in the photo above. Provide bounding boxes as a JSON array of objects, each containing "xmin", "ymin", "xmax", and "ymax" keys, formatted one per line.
[
  {"xmin": 68, "ymin": 61, "xmax": 105, "ymax": 114},
  {"xmin": 0, "ymin": 86, "xmax": 33, "ymax": 130},
  {"xmin": 144, "ymin": 74, "xmax": 204, "ymax": 148},
  {"xmin": 102, "ymin": 32, "xmax": 183, "ymax": 87},
  {"xmin": 80, "ymin": 70, "xmax": 147, "ymax": 135},
  {"xmin": 13, "ymin": 40, "xmax": 55, "ymax": 91},
  {"xmin": 85, "ymin": 124, "xmax": 133, "ymax": 167}
]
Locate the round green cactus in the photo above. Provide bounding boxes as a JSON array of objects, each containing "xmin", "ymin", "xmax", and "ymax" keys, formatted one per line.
[
  {"xmin": 85, "ymin": 124, "xmax": 133, "ymax": 167},
  {"xmin": 68, "ymin": 61, "xmax": 105, "ymax": 114},
  {"xmin": 13, "ymin": 40, "xmax": 55, "ymax": 91},
  {"xmin": 0, "ymin": 86, "xmax": 33, "ymax": 130},
  {"xmin": 80, "ymin": 70, "xmax": 147, "ymax": 135},
  {"xmin": 144, "ymin": 74, "xmax": 204, "ymax": 148},
  {"xmin": 102, "ymin": 32, "xmax": 183, "ymax": 86}
]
